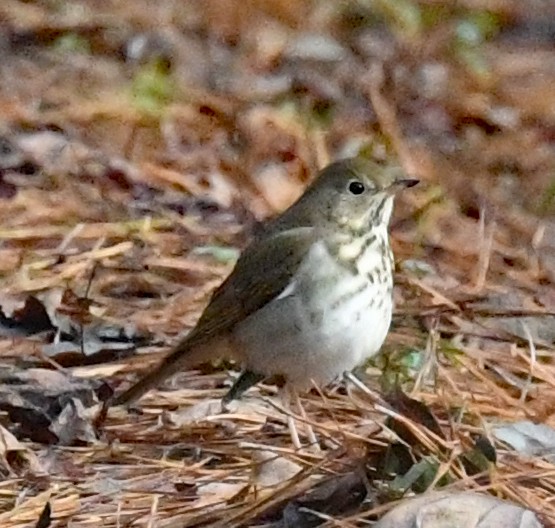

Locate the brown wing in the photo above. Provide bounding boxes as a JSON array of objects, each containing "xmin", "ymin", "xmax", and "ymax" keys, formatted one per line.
[{"xmin": 189, "ymin": 226, "xmax": 317, "ymax": 343}]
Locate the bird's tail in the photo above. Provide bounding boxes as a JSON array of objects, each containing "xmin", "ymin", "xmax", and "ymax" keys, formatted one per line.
[{"xmin": 111, "ymin": 335, "xmax": 224, "ymax": 407}]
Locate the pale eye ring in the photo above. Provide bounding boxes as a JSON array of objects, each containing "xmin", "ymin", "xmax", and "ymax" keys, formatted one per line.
[{"xmin": 348, "ymin": 180, "xmax": 365, "ymax": 195}]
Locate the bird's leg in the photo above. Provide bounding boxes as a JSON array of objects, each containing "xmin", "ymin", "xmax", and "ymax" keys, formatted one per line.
[
  {"xmin": 281, "ymin": 385, "xmax": 302, "ymax": 450},
  {"xmin": 221, "ymin": 370, "xmax": 265, "ymax": 410},
  {"xmin": 291, "ymin": 386, "xmax": 320, "ymax": 451},
  {"xmin": 343, "ymin": 370, "xmax": 363, "ymax": 390}
]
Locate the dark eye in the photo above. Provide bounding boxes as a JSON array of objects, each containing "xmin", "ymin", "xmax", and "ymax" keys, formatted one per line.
[{"xmin": 348, "ymin": 181, "xmax": 365, "ymax": 195}]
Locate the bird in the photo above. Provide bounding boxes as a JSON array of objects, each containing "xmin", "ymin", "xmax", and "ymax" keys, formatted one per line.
[{"xmin": 112, "ymin": 157, "xmax": 418, "ymax": 447}]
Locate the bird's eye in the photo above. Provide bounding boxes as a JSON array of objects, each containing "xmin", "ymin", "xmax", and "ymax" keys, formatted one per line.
[{"xmin": 348, "ymin": 180, "xmax": 365, "ymax": 195}]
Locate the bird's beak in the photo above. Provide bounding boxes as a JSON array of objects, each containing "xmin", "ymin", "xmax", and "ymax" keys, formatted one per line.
[{"xmin": 387, "ymin": 178, "xmax": 419, "ymax": 194}]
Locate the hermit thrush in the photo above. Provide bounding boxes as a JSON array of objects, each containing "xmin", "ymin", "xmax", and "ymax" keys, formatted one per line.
[{"xmin": 113, "ymin": 158, "xmax": 418, "ymax": 437}]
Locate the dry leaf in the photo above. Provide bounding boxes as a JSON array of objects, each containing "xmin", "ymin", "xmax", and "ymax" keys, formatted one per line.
[
  {"xmin": 251, "ymin": 449, "xmax": 303, "ymax": 488},
  {"xmin": 374, "ymin": 492, "xmax": 543, "ymax": 528},
  {"xmin": 0, "ymin": 424, "xmax": 45, "ymax": 475},
  {"xmin": 166, "ymin": 399, "xmax": 224, "ymax": 426},
  {"xmin": 494, "ymin": 421, "xmax": 555, "ymax": 461},
  {"xmin": 195, "ymin": 481, "xmax": 247, "ymax": 509}
]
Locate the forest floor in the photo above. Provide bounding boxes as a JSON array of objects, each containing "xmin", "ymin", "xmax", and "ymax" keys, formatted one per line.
[{"xmin": 0, "ymin": 1, "xmax": 554, "ymax": 526}]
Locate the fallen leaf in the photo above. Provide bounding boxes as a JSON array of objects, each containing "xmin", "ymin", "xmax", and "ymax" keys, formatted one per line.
[
  {"xmin": 493, "ymin": 421, "xmax": 555, "ymax": 461},
  {"xmin": 195, "ymin": 481, "xmax": 247, "ymax": 509},
  {"xmin": 251, "ymin": 449, "xmax": 303, "ymax": 488},
  {"xmin": 0, "ymin": 424, "xmax": 45, "ymax": 475},
  {"xmin": 374, "ymin": 491, "xmax": 543, "ymax": 528}
]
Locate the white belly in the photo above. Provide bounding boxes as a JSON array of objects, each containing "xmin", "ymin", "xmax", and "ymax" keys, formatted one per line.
[{"xmin": 233, "ymin": 238, "xmax": 393, "ymax": 389}]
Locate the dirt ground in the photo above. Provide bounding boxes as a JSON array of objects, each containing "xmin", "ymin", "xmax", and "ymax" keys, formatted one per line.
[{"xmin": 0, "ymin": 1, "xmax": 554, "ymax": 526}]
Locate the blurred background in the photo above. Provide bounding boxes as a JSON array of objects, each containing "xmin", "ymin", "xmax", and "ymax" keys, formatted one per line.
[{"xmin": 1, "ymin": 1, "xmax": 554, "ymax": 286}]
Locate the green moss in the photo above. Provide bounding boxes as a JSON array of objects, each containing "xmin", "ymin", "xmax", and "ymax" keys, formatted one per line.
[
  {"xmin": 192, "ymin": 245, "xmax": 240, "ymax": 264},
  {"xmin": 52, "ymin": 33, "xmax": 91, "ymax": 54},
  {"xmin": 373, "ymin": 0, "xmax": 423, "ymax": 40},
  {"xmin": 451, "ymin": 10, "xmax": 502, "ymax": 79},
  {"xmin": 131, "ymin": 60, "xmax": 175, "ymax": 117},
  {"xmin": 375, "ymin": 345, "xmax": 425, "ymax": 390},
  {"xmin": 389, "ymin": 457, "xmax": 450, "ymax": 493},
  {"xmin": 538, "ymin": 177, "xmax": 555, "ymax": 214}
]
